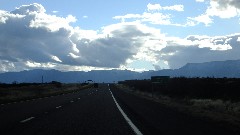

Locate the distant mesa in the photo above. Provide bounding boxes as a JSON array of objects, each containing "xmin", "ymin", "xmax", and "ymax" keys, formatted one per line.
[{"xmin": 0, "ymin": 59, "xmax": 240, "ymax": 83}]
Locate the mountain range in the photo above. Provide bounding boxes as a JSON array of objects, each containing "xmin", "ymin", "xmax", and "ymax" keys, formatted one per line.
[{"xmin": 0, "ymin": 60, "xmax": 240, "ymax": 83}]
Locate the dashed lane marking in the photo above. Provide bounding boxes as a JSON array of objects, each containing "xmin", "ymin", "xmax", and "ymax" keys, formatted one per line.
[
  {"xmin": 56, "ymin": 106, "xmax": 62, "ymax": 109},
  {"xmin": 20, "ymin": 117, "xmax": 35, "ymax": 123}
]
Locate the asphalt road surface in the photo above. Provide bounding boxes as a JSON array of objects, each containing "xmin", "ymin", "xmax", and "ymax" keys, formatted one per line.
[{"xmin": 0, "ymin": 84, "xmax": 239, "ymax": 135}]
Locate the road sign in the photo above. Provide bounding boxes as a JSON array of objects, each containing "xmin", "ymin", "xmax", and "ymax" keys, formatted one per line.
[{"xmin": 151, "ymin": 76, "xmax": 170, "ymax": 84}]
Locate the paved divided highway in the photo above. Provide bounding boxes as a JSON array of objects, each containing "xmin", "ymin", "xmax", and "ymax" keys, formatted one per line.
[{"xmin": 0, "ymin": 84, "xmax": 239, "ymax": 135}]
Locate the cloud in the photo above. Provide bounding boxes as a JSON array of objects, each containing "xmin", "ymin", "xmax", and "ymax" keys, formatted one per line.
[
  {"xmin": 188, "ymin": 0, "xmax": 240, "ymax": 26},
  {"xmin": 196, "ymin": 0, "xmax": 205, "ymax": 2},
  {"xmin": 51, "ymin": 55, "xmax": 62, "ymax": 62},
  {"xmin": 11, "ymin": 3, "xmax": 46, "ymax": 15},
  {"xmin": 113, "ymin": 12, "xmax": 172, "ymax": 25},
  {"xmin": 0, "ymin": 4, "xmax": 90, "ymax": 71},
  {"xmin": 82, "ymin": 15, "xmax": 88, "ymax": 19},
  {"xmin": 213, "ymin": 0, "xmax": 240, "ymax": 9},
  {"xmin": 147, "ymin": 3, "xmax": 184, "ymax": 12},
  {"xmin": 0, "ymin": 3, "xmax": 240, "ymax": 72},
  {"xmin": 159, "ymin": 33, "xmax": 240, "ymax": 69},
  {"xmin": 207, "ymin": 0, "xmax": 239, "ymax": 19},
  {"xmin": 71, "ymin": 22, "xmax": 164, "ymax": 68},
  {"xmin": 52, "ymin": 11, "xmax": 59, "ymax": 13},
  {"xmin": 114, "ymin": 3, "xmax": 185, "ymax": 26},
  {"xmin": 187, "ymin": 14, "xmax": 213, "ymax": 26},
  {"xmin": 0, "ymin": 3, "xmax": 165, "ymax": 71}
]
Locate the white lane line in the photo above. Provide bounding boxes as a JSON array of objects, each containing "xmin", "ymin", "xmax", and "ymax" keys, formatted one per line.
[
  {"xmin": 78, "ymin": 98, "xmax": 81, "ymax": 100},
  {"xmin": 109, "ymin": 89, "xmax": 143, "ymax": 135},
  {"xmin": 70, "ymin": 100, "xmax": 74, "ymax": 103},
  {"xmin": 20, "ymin": 117, "xmax": 35, "ymax": 123},
  {"xmin": 56, "ymin": 106, "xmax": 62, "ymax": 109}
]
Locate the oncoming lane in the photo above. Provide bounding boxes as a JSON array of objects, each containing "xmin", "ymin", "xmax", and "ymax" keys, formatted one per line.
[{"xmin": 0, "ymin": 84, "xmax": 135, "ymax": 135}]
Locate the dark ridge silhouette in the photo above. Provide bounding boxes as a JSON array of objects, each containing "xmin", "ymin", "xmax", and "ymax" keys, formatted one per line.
[{"xmin": 0, "ymin": 59, "xmax": 240, "ymax": 83}]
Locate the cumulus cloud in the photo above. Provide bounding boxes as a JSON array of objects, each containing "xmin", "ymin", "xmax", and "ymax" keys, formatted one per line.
[
  {"xmin": 0, "ymin": 3, "xmax": 164, "ymax": 71},
  {"xmin": 189, "ymin": 0, "xmax": 240, "ymax": 26},
  {"xmin": 11, "ymin": 3, "xmax": 46, "ymax": 15},
  {"xmin": 0, "ymin": 4, "xmax": 98, "ymax": 71},
  {"xmin": 71, "ymin": 22, "xmax": 164, "ymax": 68},
  {"xmin": 159, "ymin": 34, "xmax": 240, "ymax": 68},
  {"xmin": 0, "ymin": 3, "xmax": 239, "ymax": 72},
  {"xmin": 213, "ymin": 0, "xmax": 240, "ymax": 9}
]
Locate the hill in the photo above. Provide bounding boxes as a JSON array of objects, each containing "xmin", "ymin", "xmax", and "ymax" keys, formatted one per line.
[{"xmin": 0, "ymin": 60, "xmax": 240, "ymax": 83}]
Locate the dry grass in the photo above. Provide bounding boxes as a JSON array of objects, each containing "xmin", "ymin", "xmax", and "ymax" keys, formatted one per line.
[
  {"xmin": 116, "ymin": 84, "xmax": 240, "ymax": 128},
  {"xmin": 189, "ymin": 99, "xmax": 240, "ymax": 117},
  {"xmin": 0, "ymin": 83, "xmax": 91, "ymax": 104}
]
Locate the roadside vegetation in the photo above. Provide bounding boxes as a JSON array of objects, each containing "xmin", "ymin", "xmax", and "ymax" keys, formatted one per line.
[
  {"xmin": 118, "ymin": 77, "xmax": 240, "ymax": 127},
  {"xmin": 0, "ymin": 82, "xmax": 92, "ymax": 104}
]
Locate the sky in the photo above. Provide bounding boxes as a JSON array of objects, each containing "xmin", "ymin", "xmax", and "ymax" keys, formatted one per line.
[{"xmin": 0, "ymin": 0, "xmax": 240, "ymax": 72}]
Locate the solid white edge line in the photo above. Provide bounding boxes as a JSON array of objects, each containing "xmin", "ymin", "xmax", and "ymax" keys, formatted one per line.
[
  {"xmin": 109, "ymin": 89, "xmax": 143, "ymax": 135},
  {"xmin": 20, "ymin": 117, "xmax": 35, "ymax": 123}
]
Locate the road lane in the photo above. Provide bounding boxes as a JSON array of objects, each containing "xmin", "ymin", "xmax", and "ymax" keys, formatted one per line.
[
  {"xmin": 0, "ymin": 88, "xmax": 92, "ymax": 132},
  {"xmin": 0, "ymin": 84, "xmax": 134, "ymax": 135},
  {"xmin": 109, "ymin": 89, "xmax": 143, "ymax": 135},
  {"xmin": 110, "ymin": 84, "xmax": 240, "ymax": 135},
  {"xmin": 3, "ymin": 83, "xmax": 238, "ymax": 135}
]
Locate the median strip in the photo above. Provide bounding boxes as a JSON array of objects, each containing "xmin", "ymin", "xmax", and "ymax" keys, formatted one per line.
[{"xmin": 109, "ymin": 86, "xmax": 143, "ymax": 135}]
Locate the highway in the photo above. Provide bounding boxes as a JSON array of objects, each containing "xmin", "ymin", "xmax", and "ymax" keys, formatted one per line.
[{"xmin": 0, "ymin": 84, "xmax": 239, "ymax": 135}]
